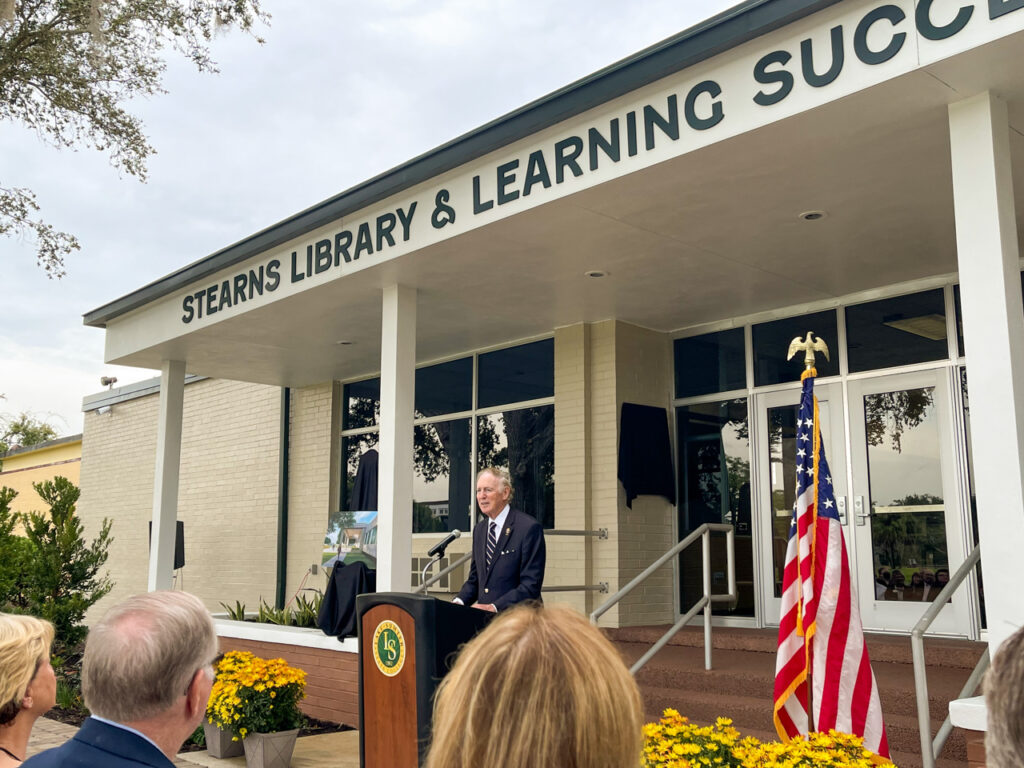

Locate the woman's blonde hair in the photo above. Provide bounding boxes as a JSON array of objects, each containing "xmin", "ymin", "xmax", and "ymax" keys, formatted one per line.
[
  {"xmin": 0, "ymin": 613, "xmax": 54, "ymax": 726},
  {"xmin": 424, "ymin": 603, "xmax": 643, "ymax": 768}
]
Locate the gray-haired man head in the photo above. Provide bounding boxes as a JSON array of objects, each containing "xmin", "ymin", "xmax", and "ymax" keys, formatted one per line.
[
  {"xmin": 24, "ymin": 591, "xmax": 217, "ymax": 768},
  {"xmin": 986, "ymin": 625, "xmax": 1024, "ymax": 768}
]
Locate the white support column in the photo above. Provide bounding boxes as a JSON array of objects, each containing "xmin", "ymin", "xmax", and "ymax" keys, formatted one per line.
[
  {"xmin": 949, "ymin": 92, "xmax": 1024, "ymax": 652},
  {"xmin": 148, "ymin": 359, "xmax": 186, "ymax": 591},
  {"xmin": 377, "ymin": 284, "xmax": 416, "ymax": 592}
]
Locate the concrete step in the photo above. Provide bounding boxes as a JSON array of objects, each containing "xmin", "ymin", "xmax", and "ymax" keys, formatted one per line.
[
  {"xmin": 611, "ymin": 627, "xmax": 982, "ymax": 768},
  {"xmin": 617, "ymin": 640, "xmax": 978, "ymax": 719},
  {"xmin": 607, "ymin": 625, "xmax": 986, "ymax": 669}
]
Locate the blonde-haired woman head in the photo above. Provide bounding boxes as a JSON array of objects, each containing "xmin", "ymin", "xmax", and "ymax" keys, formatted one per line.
[
  {"xmin": 0, "ymin": 614, "xmax": 56, "ymax": 767},
  {"xmin": 425, "ymin": 603, "xmax": 643, "ymax": 768}
]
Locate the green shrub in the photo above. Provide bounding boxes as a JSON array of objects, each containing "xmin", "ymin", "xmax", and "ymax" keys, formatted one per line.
[
  {"xmin": 0, "ymin": 488, "xmax": 33, "ymax": 602},
  {"xmin": 0, "ymin": 477, "xmax": 113, "ymax": 656}
]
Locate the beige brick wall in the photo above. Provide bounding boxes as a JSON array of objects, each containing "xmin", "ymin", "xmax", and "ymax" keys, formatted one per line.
[
  {"xmin": 614, "ymin": 322, "xmax": 676, "ymax": 627},
  {"xmin": 550, "ymin": 323, "xmax": 590, "ymax": 615},
  {"xmin": 80, "ymin": 393, "xmax": 159, "ymax": 617},
  {"xmin": 549, "ymin": 320, "xmax": 677, "ymax": 628},
  {"xmin": 80, "ymin": 378, "xmax": 283, "ymax": 619},
  {"xmin": 285, "ymin": 382, "xmax": 341, "ymax": 602},
  {"xmin": 589, "ymin": 320, "xmax": 624, "ymax": 624}
]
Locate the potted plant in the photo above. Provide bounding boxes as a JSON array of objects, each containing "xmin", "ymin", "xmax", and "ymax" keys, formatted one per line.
[{"xmin": 206, "ymin": 650, "xmax": 308, "ymax": 768}]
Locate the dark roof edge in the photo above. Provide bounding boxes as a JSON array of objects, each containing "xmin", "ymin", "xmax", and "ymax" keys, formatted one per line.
[
  {"xmin": 83, "ymin": 0, "xmax": 840, "ymax": 329},
  {"xmin": 81, "ymin": 374, "xmax": 209, "ymax": 411},
  {"xmin": 1, "ymin": 433, "xmax": 82, "ymax": 460}
]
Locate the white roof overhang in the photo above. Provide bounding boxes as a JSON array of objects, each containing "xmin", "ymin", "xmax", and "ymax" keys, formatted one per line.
[{"xmin": 85, "ymin": 0, "xmax": 1024, "ymax": 387}]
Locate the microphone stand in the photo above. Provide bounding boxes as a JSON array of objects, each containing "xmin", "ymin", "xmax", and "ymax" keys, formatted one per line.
[{"xmin": 421, "ymin": 553, "xmax": 444, "ymax": 590}]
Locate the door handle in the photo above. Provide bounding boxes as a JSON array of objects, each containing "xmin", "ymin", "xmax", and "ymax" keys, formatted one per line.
[
  {"xmin": 854, "ymin": 495, "xmax": 870, "ymax": 526},
  {"xmin": 836, "ymin": 496, "xmax": 848, "ymax": 526}
]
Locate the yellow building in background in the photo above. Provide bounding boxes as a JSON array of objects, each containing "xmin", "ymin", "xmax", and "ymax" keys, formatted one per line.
[{"xmin": 0, "ymin": 435, "xmax": 82, "ymax": 516}]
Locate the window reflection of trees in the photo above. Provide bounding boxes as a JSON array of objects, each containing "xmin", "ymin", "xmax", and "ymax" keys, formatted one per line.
[
  {"xmin": 677, "ymin": 400, "xmax": 752, "ymax": 616},
  {"xmin": 478, "ymin": 407, "xmax": 555, "ymax": 529},
  {"xmin": 341, "ymin": 398, "xmax": 555, "ymax": 530},
  {"xmin": 864, "ymin": 388, "xmax": 934, "ymax": 452}
]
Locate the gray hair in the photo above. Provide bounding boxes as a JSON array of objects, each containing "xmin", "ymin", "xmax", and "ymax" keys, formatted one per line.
[
  {"xmin": 477, "ymin": 467, "xmax": 514, "ymax": 500},
  {"xmin": 82, "ymin": 591, "xmax": 217, "ymax": 722},
  {"xmin": 986, "ymin": 626, "xmax": 1024, "ymax": 768}
]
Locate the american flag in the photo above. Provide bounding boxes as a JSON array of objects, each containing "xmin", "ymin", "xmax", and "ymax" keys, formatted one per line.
[{"xmin": 772, "ymin": 369, "xmax": 889, "ymax": 757}]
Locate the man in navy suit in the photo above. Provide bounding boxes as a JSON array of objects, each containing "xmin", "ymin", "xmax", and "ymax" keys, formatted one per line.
[
  {"xmin": 24, "ymin": 591, "xmax": 217, "ymax": 768},
  {"xmin": 453, "ymin": 467, "xmax": 546, "ymax": 612}
]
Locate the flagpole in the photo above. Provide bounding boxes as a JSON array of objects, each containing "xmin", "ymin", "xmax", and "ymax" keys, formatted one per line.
[
  {"xmin": 775, "ymin": 331, "xmax": 888, "ymax": 756},
  {"xmin": 787, "ymin": 332, "xmax": 830, "ymax": 737}
]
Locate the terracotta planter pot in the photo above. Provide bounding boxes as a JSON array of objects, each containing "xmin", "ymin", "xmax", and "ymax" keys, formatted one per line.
[
  {"xmin": 203, "ymin": 721, "xmax": 244, "ymax": 758},
  {"xmin": 242, "ymin": 728, "xmax": 300, "ymax": 768}
]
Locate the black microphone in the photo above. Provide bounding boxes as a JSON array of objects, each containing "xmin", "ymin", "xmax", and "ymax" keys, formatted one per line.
[{"xmin": 427, "ymin": 529, "xmax": 462, "ymax": 558}]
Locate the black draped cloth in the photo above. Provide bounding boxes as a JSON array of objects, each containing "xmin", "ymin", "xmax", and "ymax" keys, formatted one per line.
[
  {"xmin": 317, "ymin": 561, "xmax": 376, "ymax": 638},
  {"xmin": 350, "ymin": 449, "xmax": 379, "ymax": 511},
  {"xmin": 618, "ymin": 402, "xmax": 676, "ymax": 509}
]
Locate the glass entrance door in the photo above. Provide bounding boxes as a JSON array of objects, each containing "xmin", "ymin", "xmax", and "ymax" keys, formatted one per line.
[
  {"xmin": 755, "ymin": 371, "xmax": 970, "ymax": 634},
  {"xmin": 756, "ymin": 382, "xmax": 847, "ymax": 627},
  {"xmin": 847, "ymin": 370, "xmax": 968, "ymax": 634}
]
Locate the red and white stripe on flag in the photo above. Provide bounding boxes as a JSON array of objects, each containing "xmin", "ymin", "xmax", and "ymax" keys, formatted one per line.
[{"xmin": 772, "ymin": 369, "xmax": 889, "ymax": 757}]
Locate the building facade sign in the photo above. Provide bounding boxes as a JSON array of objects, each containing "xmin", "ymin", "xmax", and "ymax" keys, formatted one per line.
[{"xmin": 102, "ymin": 0, "xmax": 1024, "ymax": 359}]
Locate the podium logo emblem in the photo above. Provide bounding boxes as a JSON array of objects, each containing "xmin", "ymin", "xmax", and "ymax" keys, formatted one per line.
[{"xmin": 372, "ymin": 620, "xmax": 406, "ymax": 677}]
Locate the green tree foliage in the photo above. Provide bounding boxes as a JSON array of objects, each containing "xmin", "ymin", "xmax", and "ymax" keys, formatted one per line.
[
  {"xmin": 0, "ymin": 411, "xmax": 58, "ymax": 459},
  {"xmin": 0, "ymin": 487, "xmax": 33, "ymax": 602},
  {"xmin": 2, "ymin": 477, "xmax": 114, "ymax": 655},
  {"xmin": 0, "ymin": 0, "xmax": 268, "ymax": 277}
]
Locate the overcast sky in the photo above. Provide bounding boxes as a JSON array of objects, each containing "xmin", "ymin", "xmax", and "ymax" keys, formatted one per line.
[{"xmin": 1, "ymin": 0, "xmax": 737, "ymax": 436}]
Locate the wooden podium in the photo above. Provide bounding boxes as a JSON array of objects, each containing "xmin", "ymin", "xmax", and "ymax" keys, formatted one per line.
[{"xmin": 357, "ymin": 592, "xmax": 494, "ymax": 768}]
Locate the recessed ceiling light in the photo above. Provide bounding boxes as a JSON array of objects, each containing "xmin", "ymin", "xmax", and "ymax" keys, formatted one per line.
[
  {"xmin": 799, "ymin": 210, "xmax": 828, "ymax": 221},
  {"xmin": 584, "ymin": 270, "xmax": 609, "ymax": 278},
  {"xmin": 335, "ymin": 340, "xmax": 354, "ymax": 346}
]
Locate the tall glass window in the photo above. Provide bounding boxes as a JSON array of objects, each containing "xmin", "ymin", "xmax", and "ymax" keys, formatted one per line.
[
  {"xmin": 845, "ymin": 289, "xmax": 947, "ymax": 373},
  {"xmin": 752, "ymin": 310, "xmax": 839, "ymax": 386},
  {"xmin": 674, "ymin": 329, "xmax": 746, "ymax": 398},
  {"xmin": 342, "ymin": 378, "xmax": 380, "ymax": 430},
  {"xmin": 478, "ymin": 406, "xmax": 555, "ymax": 529},
  {"xmin": 413, "ymin": 418, "xmax": 472, "ymax": 533},
  {"xmin": 340, "ymin": 340, "xmax": 555, "ymax": 535},
  {"xmin": 676, "ymin": 399, "xmax": 752, "ymax": 616},
  {"xmin": 478, "ymin": 339, "xmax": 554, "ymax": 408}
]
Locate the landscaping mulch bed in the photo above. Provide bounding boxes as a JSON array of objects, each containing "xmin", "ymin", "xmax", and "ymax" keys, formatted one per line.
[{"xmin": 46, "ymin": 706, "xmax": 87, "ymax": 728}]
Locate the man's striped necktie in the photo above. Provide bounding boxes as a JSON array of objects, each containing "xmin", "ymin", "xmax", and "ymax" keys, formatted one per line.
[{"xmin": 486, "ymin": 521, "xmax": 497, "ymax": 569}]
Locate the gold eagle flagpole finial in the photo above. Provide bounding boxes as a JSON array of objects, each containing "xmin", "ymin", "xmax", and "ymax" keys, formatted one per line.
[{"xmin": 786, "ymin": 332, "xmax": 830, "ymax": 371}]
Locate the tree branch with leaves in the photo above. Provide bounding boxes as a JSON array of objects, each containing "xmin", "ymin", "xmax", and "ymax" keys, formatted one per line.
[{"xmin": 0, "ymin": 0, "xmax": 269, "ymax": 276}]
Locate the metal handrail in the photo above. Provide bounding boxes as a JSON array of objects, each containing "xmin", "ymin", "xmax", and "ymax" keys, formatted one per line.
[
  {"xmin": 546, "ymin": 528, "xmax": 609, "ymax": 539},
  {"xmin": 415, "ymin": 551, "xmax": 472, "ymax": 594},
  {"xmin": 912, "ymin": 544, "xmax": 988, "ymax": 768},
  {"xmin": 590, "ymin": 523, "xmax": 736, "ymax": 674},
  {"xmin": 543, "ymin": 583, "xmax": 609, "ymax": 593}
]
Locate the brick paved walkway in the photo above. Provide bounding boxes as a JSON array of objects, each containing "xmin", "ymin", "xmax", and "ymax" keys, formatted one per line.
[
  {"xmin": 26, "ymin": 717, "xmax": 359, "ymax": 767},
  {"xmin": 27, "ymin": 717, "xmax": 203, "ymax": 766}
]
